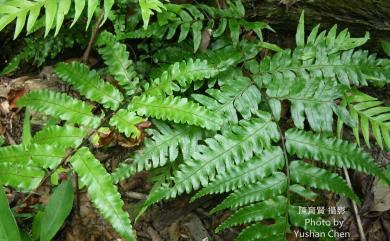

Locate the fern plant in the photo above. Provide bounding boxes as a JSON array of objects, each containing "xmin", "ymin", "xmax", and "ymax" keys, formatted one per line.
[
  {"xmin": 0, "ymin": 0, "xmax": 115, "ymax": 38},
  {"xmin": 119, "ymin": 1, "xmax": 273, "ymax": 51},
  {"xmin": 1, "ymin": 1, "xmax": 390, "ymax": 240},
  {"xmin": 128, "ymin": 11, "xmax": 390, "ymax": 241},
  {"xmin": 0, "ymin": 25, "xmax": 230, "ymax": 239}
]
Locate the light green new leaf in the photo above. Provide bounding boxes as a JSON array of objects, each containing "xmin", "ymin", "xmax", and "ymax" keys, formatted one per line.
[
  {"xmin": 296, "ymin": 11, "xmax": 305, "ymax": 47},
  {"xmin": 0, "ymin": 188, "xmax": 21, "ymax": 241},
  {"xmin": 69, "ymin": 148, "xmax": 136, "ymax": 241},
  {"xmin": 40, "ymin": 179, "xmax": 74, "ymax": 241},
  {"xmin": 139, "ymin": 0, "xmax": 166, "ymax": 29},
  {"xmin": 44, "ymin": 0, "xmax": 57, "ymax": 37}
]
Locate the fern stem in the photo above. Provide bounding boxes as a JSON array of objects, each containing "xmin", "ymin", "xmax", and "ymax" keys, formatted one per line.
[
  {"xmin": 82, "ymin": 12, "xmax": 105, "ymax": 63},
  {"xmin": 253, "ymin": 77, "xmax": 292, "ymax": 237},
  {"xmin": 277, "ymin": 125, "xmax": 292, "ymax": 238},
  {"xmin": 342, "ymin": 167, "xmax": 367, "ymax": 241}
]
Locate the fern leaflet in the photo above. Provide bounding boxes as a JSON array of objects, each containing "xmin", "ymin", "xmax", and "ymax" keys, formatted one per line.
[{"xmin": 69, "ymin": 148, "xmax": 136, "ymax": 241}]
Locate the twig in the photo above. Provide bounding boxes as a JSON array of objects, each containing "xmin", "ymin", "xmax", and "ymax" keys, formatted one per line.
[
  {"xmin": 75, "ymin": 172, "xmax": 81, "ymax": 216},
  {"xmin": 82, "ymin": 13, "xmax": 105, "ymax": 63},
  {"xmin": 343, "ymin": 167, "xmax": 367, "ymax": 241},
  {"xmin": 125, "ymin": 191, "xmax": 147, "ymax": 200}
]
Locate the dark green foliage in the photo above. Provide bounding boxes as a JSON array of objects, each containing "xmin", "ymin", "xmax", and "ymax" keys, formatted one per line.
[{"xmin": 0, "ymin": 2, "xmax": 390, "ymax": 241}]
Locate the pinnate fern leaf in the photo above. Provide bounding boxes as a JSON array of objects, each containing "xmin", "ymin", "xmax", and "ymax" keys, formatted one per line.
[
  {"xmin": 69, "ymin": 148, "xmax": 136, "ymax": 241},
  {"xmin": 289, "ymin": 161, "xmax": 359, "ymax": 201},
  {"xmin": 341, "ymin": 90, "xmax": 390, "ymax": 150},
  {"xmin": 131, "ymin": 121, "xmax": 203, "ymax": 172},
  {"xmin": 55, "ymin": 62, "xmax": 123, "ymax": 110},
  {"xmin": 0, "ymin": 162, "xmax": 44, "ymax": 190},
  {"xmin": 32, "ymin": 125, "xmax": 87, "ymax": 147},
  {"xmin": 17, "ymin": 89, "xmax": 101, "ymax": 128},
  {"xmin": 0, "ymin": 144, "xmax": 67, "ymax": 189},
  {"xmin": 235, "ymin": 217, "xmax": 288, "ymax": 241},
  {"xmin": 96, "ymin": 31, "xmax": 140, "ymax": 95},
  {"xmin": 192, "ymin": 147, "xmax": 284, "ymax": 201},
  {"xmin": 0, "ymin": 144, "xmax": 65, "ymax": 169},
  {"xmin": 289, "ymin": 206, "xmax": 337, "ymax": 241},
  {"xmin": 285, "ymin": 128, "xmax": 390, "ymax": 184},
  {"xmin": 129, "ymin": 94, "xmax": 222, "ymax": 130},
  {"xmin": 0, "ymin": 0, "xmax": 114, "ymax": 38},
  {"xmin": 166, "ymin": 115, "xmax": 279, "ymax": 198},
  {"xmin": 192, "ymin": 73, "xmax": 261, "ymax": 123},
  {"xmin": 210, "ymin": 172, "xmax": 287, "ymax": 214},
  {"xmin": 154, "ymin": 58, "xmax": 224, "ymax": 95},
  {"xmin": 109, "ymin": 109, "xmax": 145, "ymax": 139},
  {"xmin": 139, "ymin": 0, "xmax": 166, "ymax": 29},
  {"xmin": 266, "ymin": 77, "xmax": 351, "ymax": 132},
  {"xmin": 216, "ymin": 196, "xmax": 288, "ymax": 233}
]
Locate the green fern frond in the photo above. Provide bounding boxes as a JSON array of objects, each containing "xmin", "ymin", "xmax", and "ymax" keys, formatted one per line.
[
  {"xmin": 285, "ymin": 128, "xmax": 390, "ymax": 184},
  {"xmin": 215, "ymin": 196, "xmax": 288, "ymax": 233},
  {"xmin": 0, "ymin": 144, "xmax": 67, "ymax": 189},
  {"xmin": 32, "ymin": 125, "xmax": 87, "ymax": 147},
  {"xmin": 55, "ymin": 62, "xmax": 123, "ymax": 110},
  {"xmin": 166, "ymin": 115, "xmax": 279, "ymax": 198},
  {"xmin": 109, "ymin": 109, "xmax": 145, "ymax": 139},
  {"xmin": 0, "ymin": 144, "xmax": 65, "ymax": 169},
  {"xmin": 69, "ymin": 147, "xmax": 136, "ymax": 241},
  {"xmin": 192, "ymin": 73, "xmax": 261, "ymax": 123},
  {"xmin": 192, "ymin": 147, "xmax": 284, "ymax": 201},
  {"xmin": 296, "ymin": 11, "xmax": 369, "ymax": 54},
  {"xmin": 153, "ymin": 58, "xmax": 224, "ymax": 95},
  {"xmin": 235, "ymin": 217, "xmax": 288, "ymax": 241},
  {"xmin": 257, "ymin": 47, "xmax": 387, "ymax": 88},
  {"xmin": 129, "ymin": 94, "xmax": 222, "ymax": 130},
  {"xmin": 340, "ymin": 89, "xmax": 390, "ymax": 150},
  {"xmin": 254, "ymin": 15, "xmax": 388, "ymax": 87},
  {"xmin": 131, "ymin": 121, "xmax": 203, "ymax": 172},
  {"xmin": 289, "ymin": 206, "xmax": 337, "ymax": 241},
  {"xmin": 0, "ymin": 0, "xmax": 114, "ymax": 38},
  {"xmin": 0, "ymin": 162, "xmax": 44, "ymax": 190},
  {"xmin": 122, "ymin": 2, "xmax": 270, "ymax": 50},
  {"xmin": 111, "ymin": 162, "xmax": 137, "ymax": 184},
  {"xmin": 289, "ymin": 161, "xmax": 359, "ymax": 201},
  {"xmin": 266, "ymin": 77, "xmax": 350, "ymax": 132},
  {"xmin": 210, "ymin": 172, "xmax": 287, "ymax": 214},
  {"xmin": 17, "ymin": 89, "xmax": 101, "ymax": 128},
  {"xmin": 139, "ymin": 0, "xmax": 165, "ymax": 29},
  {"xmin": 96, "ymin": 31, "xmax": 140, "ymax": 95},
  {"xmin": 289, "ymin": 184, "xmax": 318, "ymax": 200}
]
